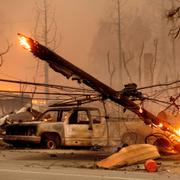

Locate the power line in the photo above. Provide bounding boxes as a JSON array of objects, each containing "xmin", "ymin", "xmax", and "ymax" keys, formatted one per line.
[
  {"xmin": 0, "ymin": 89, "xmax": 97, "ymax": 96},
  {"xmin": 137, "ymin": 80, "xmax": 180, "ymax": 90},
  {"xmin": 0, "ymin": 93, "xmax": 83, "ymax": 101},
  {"xmin": 0, "ymin": 78, "xmax": 95, "ymax": 93}
]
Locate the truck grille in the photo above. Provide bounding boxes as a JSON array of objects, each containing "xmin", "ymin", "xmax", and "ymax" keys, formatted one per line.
[{"xmin": 6, "ymin": 125, "xmax": 37, "ymax": 136}]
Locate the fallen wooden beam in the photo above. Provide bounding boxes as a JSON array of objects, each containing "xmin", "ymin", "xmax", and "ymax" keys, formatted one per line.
[{"xmin": 96, "ymin": 144, "xmax": 160, "ymax": 169}]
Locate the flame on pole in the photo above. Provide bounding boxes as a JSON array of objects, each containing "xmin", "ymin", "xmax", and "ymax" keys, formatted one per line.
[
  {"xmin": 18, "ymin": 33, "xmax": 32, "ymax": 51},
  {"xmin": 18, "ymin": 33, "xmax": 39, "ymax": 52}
]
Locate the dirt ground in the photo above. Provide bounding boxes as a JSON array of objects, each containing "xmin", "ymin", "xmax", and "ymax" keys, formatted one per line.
[{"xmin": 1, "ymin": 140, "xmax": 180, "ymax": 177}]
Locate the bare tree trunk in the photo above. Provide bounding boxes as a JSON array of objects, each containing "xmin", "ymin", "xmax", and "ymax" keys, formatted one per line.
[
  {"xmin": 107, "ymin": 51, "xmax": 115, "ymax": 87},
  {"xmin": 102, "ymin": 101, "xmax": 110, "ymax": 146},
  {"xmin": 0, "ymin": 42, "xmax": 11, "ymax": 67},
  {"xmin": 43, "ymin": 0, "xmax": 49, "ymax": 101},
  {"xmin": 122, "ymin": 52, "xmax": 133, "ymax": 83},
  {"xmin": 171, "ymin": 0, "xmax": 177, "ymax": 79},
  {"xmin": 150, "ymin": 39, "xmax": 158, "ymax": 85},
  {"xmin": 138, "ymin": 42, "xmax": 144, "ymax": 87}
]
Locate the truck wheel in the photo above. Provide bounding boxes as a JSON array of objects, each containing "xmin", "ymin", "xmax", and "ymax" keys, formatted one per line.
[{"xmin": 42, "ymin": 133, "xmax": 61, "ymax": 149}]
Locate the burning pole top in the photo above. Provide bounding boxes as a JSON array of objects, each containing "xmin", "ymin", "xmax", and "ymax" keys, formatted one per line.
[{"xmin": 17, "ymin": 33, "xmax": 180, "ymax": 139}]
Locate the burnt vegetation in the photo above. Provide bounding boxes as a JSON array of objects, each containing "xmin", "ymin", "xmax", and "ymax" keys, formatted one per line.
[{"xmin": 167, "ymin": 6, "xmax": 180, "ymax": 39}]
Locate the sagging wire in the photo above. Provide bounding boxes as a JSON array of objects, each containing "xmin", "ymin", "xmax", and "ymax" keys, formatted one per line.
[
  {"xmin": 0, "ymin": 89, "xmax": 98, "ymax": 96},
  {"xmin": 0, "ymin": 91, "xmax": 100, "ymax": 103},
  {"xmin": 49, "ymin": 95, "xmax": 102, "ymax": 107},
  {"xmin": 147, "ymin": 99, "xmax": 170, "ymax": 109},
  {"xmin": 0, "ymin": 78, "xmax": 95, "ymax": 93},
  {"xmin": 137, "ymin": 80, "xmax": 180, "ymax": 91},
  {"xmin": 144, "ymin": 85, "xmax": 180, "ymax": 99}
]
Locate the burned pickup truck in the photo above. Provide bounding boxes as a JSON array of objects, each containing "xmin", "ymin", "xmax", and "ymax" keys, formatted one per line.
[
  {"xmin": 3, "ymin": 106, "xmax": 111, "ymax": 149},
  {"xmin": 3, "ymin": 107, "xmax": 104, "ymax": 149},
  {"xmin": 3, "ymin": 106, "xmax": 153, "ymax": 149}
]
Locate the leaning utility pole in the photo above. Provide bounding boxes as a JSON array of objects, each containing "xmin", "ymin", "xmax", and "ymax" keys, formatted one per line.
[
  {"xmin": 19, "ymin": 33, "xmax": 180, "ymax": 153},
  {"xmin": 18, "ymin": 33, "xmax": 180, "ymax": 146}
]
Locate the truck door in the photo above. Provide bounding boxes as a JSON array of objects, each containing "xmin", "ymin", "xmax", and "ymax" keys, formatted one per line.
[
  {"xmin": 90, "ymin": 109, "xmax": 107, "ymax": 146},
  {"xmin": 64, "ymin": 110, "xmax": 92, "ymax": 146}
]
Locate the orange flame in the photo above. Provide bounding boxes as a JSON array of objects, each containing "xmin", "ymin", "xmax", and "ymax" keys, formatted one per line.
[
  {"xmin": 158, "ymin": 123, "xmax": 163, "ymax": 128},
  {"xmin": 174, "ymin": 128, "xmax": 180, "ymax": 137},
  {"xmin": 18, "ymin": 36, "xmax": 31, "ymax": 51}
]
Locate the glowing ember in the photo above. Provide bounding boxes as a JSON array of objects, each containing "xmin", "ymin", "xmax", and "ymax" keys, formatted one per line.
[
  {"xmin": 18, "ymin": 36, "xmax": 31, "ymax": 51},
  {"xmin": 139, "ymin": 105, "xmax": 143, "ymax": 113},
  {"xmin": 175, "ymin": 128, "xmax": 180, "ymax": 137},
  {"xmin": 158, "ymin": 123, "xmax": 163, "ymax": 128}
]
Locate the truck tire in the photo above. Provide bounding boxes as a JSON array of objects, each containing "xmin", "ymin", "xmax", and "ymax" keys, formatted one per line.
[{"xmin": 41, "ymin": 133, "xmax": 61, "ymax": 149}]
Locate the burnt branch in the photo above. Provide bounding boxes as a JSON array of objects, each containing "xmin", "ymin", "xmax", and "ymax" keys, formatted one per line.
[
  {"xmin": 169, "ymin": 25, "xmax": 180, "ymax": 39},
  {"xmin": 122, "ymin": 51, "xmax": 133, "ymax": 83},
  {"xmin": 152, "ymin": 39, "xmax": 158, "ymax": 73},
  {"xmin": 150, "ymin": 39, "xmax": 158, "ymax": 85},
  {"xmin": 167, "ymin": 6, "xmax": 180, "ymax": 20},
  {"xmin": 0, "ymin": 42, "xmax": 12, "ymax": 67},
  {"xmin": 167, "ymin": 6, "xmax": 180, "ymax": 39},
  {"xmin": 107, "ymin": 51, "xmax": 115, "ymax": 87},
  {"xmin": 163, "ymin": 94, "xmax": 180, "ymax": 112},
  {"xmin": 138, "ymin": 42, "xmax": 144, "ymax": 86}
]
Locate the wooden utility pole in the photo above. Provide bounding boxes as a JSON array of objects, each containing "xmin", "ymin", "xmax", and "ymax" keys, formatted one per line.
[
  {"xmin": 117, "ymin": 0, "xmax": 123, "ymax": 88},
  {"xmin": 43, "ymin": 0, "xmax": 49, "ymax": 100},
  {"xmin": 34, "ymin": 0, "xmax": 59, "ymax": 102}
]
